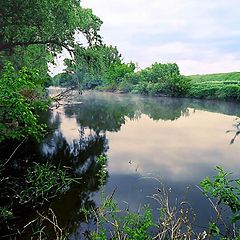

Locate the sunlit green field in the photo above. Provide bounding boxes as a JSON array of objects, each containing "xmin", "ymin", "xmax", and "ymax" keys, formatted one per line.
[{"xmin": 187, "ymin": 72, "xmax": 240, "ymax": 100}]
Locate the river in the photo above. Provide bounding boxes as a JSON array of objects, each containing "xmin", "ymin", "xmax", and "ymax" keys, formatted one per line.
[{"xmin": 2, "ymin": 90, "xmax": 240, "ymax": 238}]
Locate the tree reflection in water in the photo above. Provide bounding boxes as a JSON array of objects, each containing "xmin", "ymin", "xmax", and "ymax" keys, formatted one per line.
[
  {"xmin": 1, "ymin": 91, "xmax": 240, "ymax": 238},
  {"xmin": 0, "ymin": 108, "xmax": 109, "ymax": 239}
]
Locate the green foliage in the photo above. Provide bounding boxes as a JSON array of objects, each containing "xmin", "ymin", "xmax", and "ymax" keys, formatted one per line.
[
  {"xmin": 200, "ymin": 166, "xmax": 240, "ymax": 238},
  {"xmin": 0, "ymin": 62, "xmax": 49, "ymax": 142},
  {"xmin": 0, "ymin": 0, "xmax": 106, "ymax": 142},
  {"xmin": 188, "ymin": 72, "xmax": 240, "ymax": 100},
  {"xmin": 51, "ymin": 72, "xmax": 77, "ymax": 87},
  {"xmin": 1, "ymin": 0, "xmax": 102, "ymax": 53},
  {"xmin": 122, "ymin": 207, "xmax": 154, "ymax": 240},
  {"xmin": 0, "ymin": 206, "xmax": 13, "ymax": 219},
  {"xmin": 90, "ymin": 194, "xmax": 154, "ymax": 240},
  {"xmin": 161, "ymin": 75, "xmax": 190, "ymax": 97},
  {"xmin": 101, "ymin": 61, "xmax": 136, "ymax": 90},
  {"xmin": 126, "ymin": 63, "xmax": 189, "ymax": 96},
  {"xmin": 200, "ymin": 166, "xmax": 240, "ymax": 214},
  {"xmin": 19, "ymin": 162, "xmax": 75, "ymax": 205},
  {"xmin": 188, "ymin": 82, "xmax": 240, "ymax": 100},
  {"xmin": 96, "ymin": 155, "xmax": 107, "ymax": 166},
  {"xmin": 138, "ymin": 62, "xmax": 180, "ymax": 84},
  {"xmin": 98, "ymin": 61, "xmax": 190, "ymax": 97},
  {"xmin": 118, "ymin": 80, "xmax": 134, "ymax": 93},
  {"xmin": 145, "ymin": 83, "xmax": 163, "ymax": 96},
  {"xmin": 96, "ymin": 155, "xmax": 108, "ymax": 187},
  {"xmin": 63, "ymin": 45, "xmax": 121, "ymax": 89}
]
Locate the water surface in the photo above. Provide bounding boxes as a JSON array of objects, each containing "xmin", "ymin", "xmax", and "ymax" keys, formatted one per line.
[
  {"xmin": 3, "ymin": 90, "xmax": 240, "ymax": 238},
  {"xmin": 47, "ymin": 91, "xmax": 240, "ymax": 238}
]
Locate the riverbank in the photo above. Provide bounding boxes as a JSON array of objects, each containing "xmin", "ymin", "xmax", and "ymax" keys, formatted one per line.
[
  {"xmin": 1, "ymin": 90, "xmax": 240, "ymax": 239},
  {"xmin": 96, "ymin": 71, "xmax": 240, "ymax": 102},
  {"xmin": 187, "ymin": 72, "xmax": 240, "ymax": 101},
  {"xmin": 51, "ymin": 61, "xmax": 240, "ymax": 102}
]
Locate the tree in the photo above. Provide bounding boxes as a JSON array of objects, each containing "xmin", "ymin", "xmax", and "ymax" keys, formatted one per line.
[
  {"xmin": 0, "ymin": 0, "xmax": 104, "ymax": 142},
  {"xmin": 64, "ymin": 44, "xmax": 122, "ymax": 89},
  {"xmin": 0, "ymin": 0, "xmax": 102, "ymax": 53},
  {"xmin": 101, "ymin": 61, "xmax": 136, "ymax": 90}
]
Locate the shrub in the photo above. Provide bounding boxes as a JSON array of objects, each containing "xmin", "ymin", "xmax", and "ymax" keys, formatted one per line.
[
  {"xmin": 131, "ymin": 82, "xmax": 149, "ymax": 95},
  {"xmin": 217, "ymin": 85, "xmax": 240, "ymax": 100},
  {"xmin": 200, "ymin": 166, "xmax": 240, "ymax": 238},
  {"xmin": 161, "ymin": 75, "xmax": 191, "ymax": 97},
  {"xmin": 89, "ymin": 193, "xmax": 155, "ymax": 240},
  {"xmin": 0, "ymin": 62, "xmax": 49, "ymax": 142},
  {"xmin": 188, "ymin": 82, "xmax": 240, "ymax": 100},
  {"xmin": 188, "ymin": 82, "xmax": 220, "ymax": 99},
  {"xmin": 146, "ymin": 82, "xmax": 163, "ymax": 95},
  {"xmin": 118, "ymin": 81, "xmax": 134, "ymax": 93}
]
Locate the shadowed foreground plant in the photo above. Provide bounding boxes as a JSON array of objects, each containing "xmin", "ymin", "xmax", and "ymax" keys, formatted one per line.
[
  {"xmin": 21, "ymin": 208, "xmax": 67, "ymax": 240},
  {"xmin": 19, "ymin": 162, "xmax": 76, "ymax": 206},
  {"xmin": 0, "ymin": 206, "xmax": 13, "ymax": 220},
  {"xmin": 90, "ymin": 192, "xmax": 155, "ymax": 240},
  {"xmin": 200, "ymin": 166, "xmax": 240, "ymax": 239},
  {"xmin": 149, "ymin": 185, "xmax": 197, "ymax": 240},
  {"xmin": 88, "ymin": 184, "xmax": 206, "ymax": 240}
]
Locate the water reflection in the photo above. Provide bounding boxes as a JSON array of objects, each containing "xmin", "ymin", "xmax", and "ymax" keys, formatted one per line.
[
  {"xmin": 0, "ymin": 105, "xmax": 109, "ymax": 238},
  {"xmin": 1, "ymin": 90, "xmax": 240, "ymax": 238}
]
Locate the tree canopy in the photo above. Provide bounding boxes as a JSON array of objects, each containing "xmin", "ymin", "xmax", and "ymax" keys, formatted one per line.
[
  {"xmin": 0, "ymin": 0, "xmax": 102, "ymax": 53},
  {"xmin": 0, "ymin": 0, "xmax": 105, "ymax": 142}
]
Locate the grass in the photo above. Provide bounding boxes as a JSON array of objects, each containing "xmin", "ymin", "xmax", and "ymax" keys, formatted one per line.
[
  {"xmin": 0, "ymin": 206, "xmax": 13, "ymax": 219},
  {"xmin": 187, "ymin": 72, "xmax": 240, "ymax": 83},
  {"xmin": 97, "ymin": 71, "xmax": 240, "ymax": 101},
  {"xmin": 19, "ymin": 162, "xmax": 76, "ymax": 205},
  {"xmin": 187, "ymin": 72, "xmax": 240, "ymax": 100}
]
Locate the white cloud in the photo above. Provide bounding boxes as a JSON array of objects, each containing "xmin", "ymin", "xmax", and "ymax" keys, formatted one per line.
[{"xmin": 81, "ymin": 0, "xmax": 240, "ymax": 74}]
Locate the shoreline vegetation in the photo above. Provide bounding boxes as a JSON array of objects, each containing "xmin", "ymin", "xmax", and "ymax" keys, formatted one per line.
[
  {"xmin": 1, "ymin": 0, "xmax": 240, "ymax": 239},
  {"xmin": 51, "ymin": 62, "xmax": 240, "ymax": 102},
  {"xmin": 88, "ymin": 166, "xmax": 240, "ymax": 240}
]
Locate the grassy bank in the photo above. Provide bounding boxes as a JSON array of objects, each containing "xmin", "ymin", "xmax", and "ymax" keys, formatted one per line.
[
  {"xmin": 96, "ymin": 70, "xmax": 240, "ymax": 101},
  {"xmin": 51, "ymin": 61, "xmax": 240, "ymax": 102},
  {"xmin": 94, "ymin": 64, "xmax": 240, "ymax": 102},
  {"xmin": 187, "ymin": 72, "xmax": 240, "ymax": 101}
]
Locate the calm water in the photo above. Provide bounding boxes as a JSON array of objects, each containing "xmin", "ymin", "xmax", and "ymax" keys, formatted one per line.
[
  {"xmin": 2, "ymin": 90, "xmax": 240, "ymax": 238},
  {"xmin": 49, "ymin": 90, "xmax": 240, "ymax": 239}
]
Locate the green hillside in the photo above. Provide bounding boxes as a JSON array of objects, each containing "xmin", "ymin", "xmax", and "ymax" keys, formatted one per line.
[
  {"xmin": 188, "ymin": 72, "xmax": 240, "ymax": 83},
  {"xmin": 187, "ymin": 72, "xmax": 240, "ymax": 100}
]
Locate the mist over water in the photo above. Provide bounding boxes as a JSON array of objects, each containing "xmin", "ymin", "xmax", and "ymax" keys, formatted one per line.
[{"xmin": 2, "ymin": 90, "xmax": 240, "ymax": 238}]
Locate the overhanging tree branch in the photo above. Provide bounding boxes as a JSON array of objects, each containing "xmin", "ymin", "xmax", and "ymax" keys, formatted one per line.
[{"xmin": 0, "ymin": 39, "xmax": 74, "ymax": 53}]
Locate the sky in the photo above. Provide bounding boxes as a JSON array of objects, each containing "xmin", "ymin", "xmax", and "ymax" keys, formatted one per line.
[{"xmin": 80, "ymin": 0, "xmax": 240, "ymax": 75}]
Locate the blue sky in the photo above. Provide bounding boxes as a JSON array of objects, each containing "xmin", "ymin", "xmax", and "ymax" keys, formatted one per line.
[{"xmin": 81, "ymin": 0, "xmax": 240, "ymax": 75}]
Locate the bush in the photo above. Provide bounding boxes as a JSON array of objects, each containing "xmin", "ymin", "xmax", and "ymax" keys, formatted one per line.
[
  {"xmin": 0, "ymin": 62, "xmax": 49, "ymax": 142},
  {"xmin": 118, "ymin": 81, "xmax": 134, "ymax": 93},
  {"xmin": 188, "ymin": 83, "xmax": 220, "ymax": 99},
  {"xmin": 200, "ymin": 166, "xmax": 240, "ymax": 238},
  {"xmin": 131, "ymin": 82, "xmax": 149, "ymax": 95},
  {"xmin": 188, "ymin": 82, "xmax": 240, "ymax": 100},
  {"xmin": 161, "ymin": 75, "xmax": 190, "ymax": 97},
  {"xmin": 217, "ymin": 85, "xmax": 240, "ymax": 100}
]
